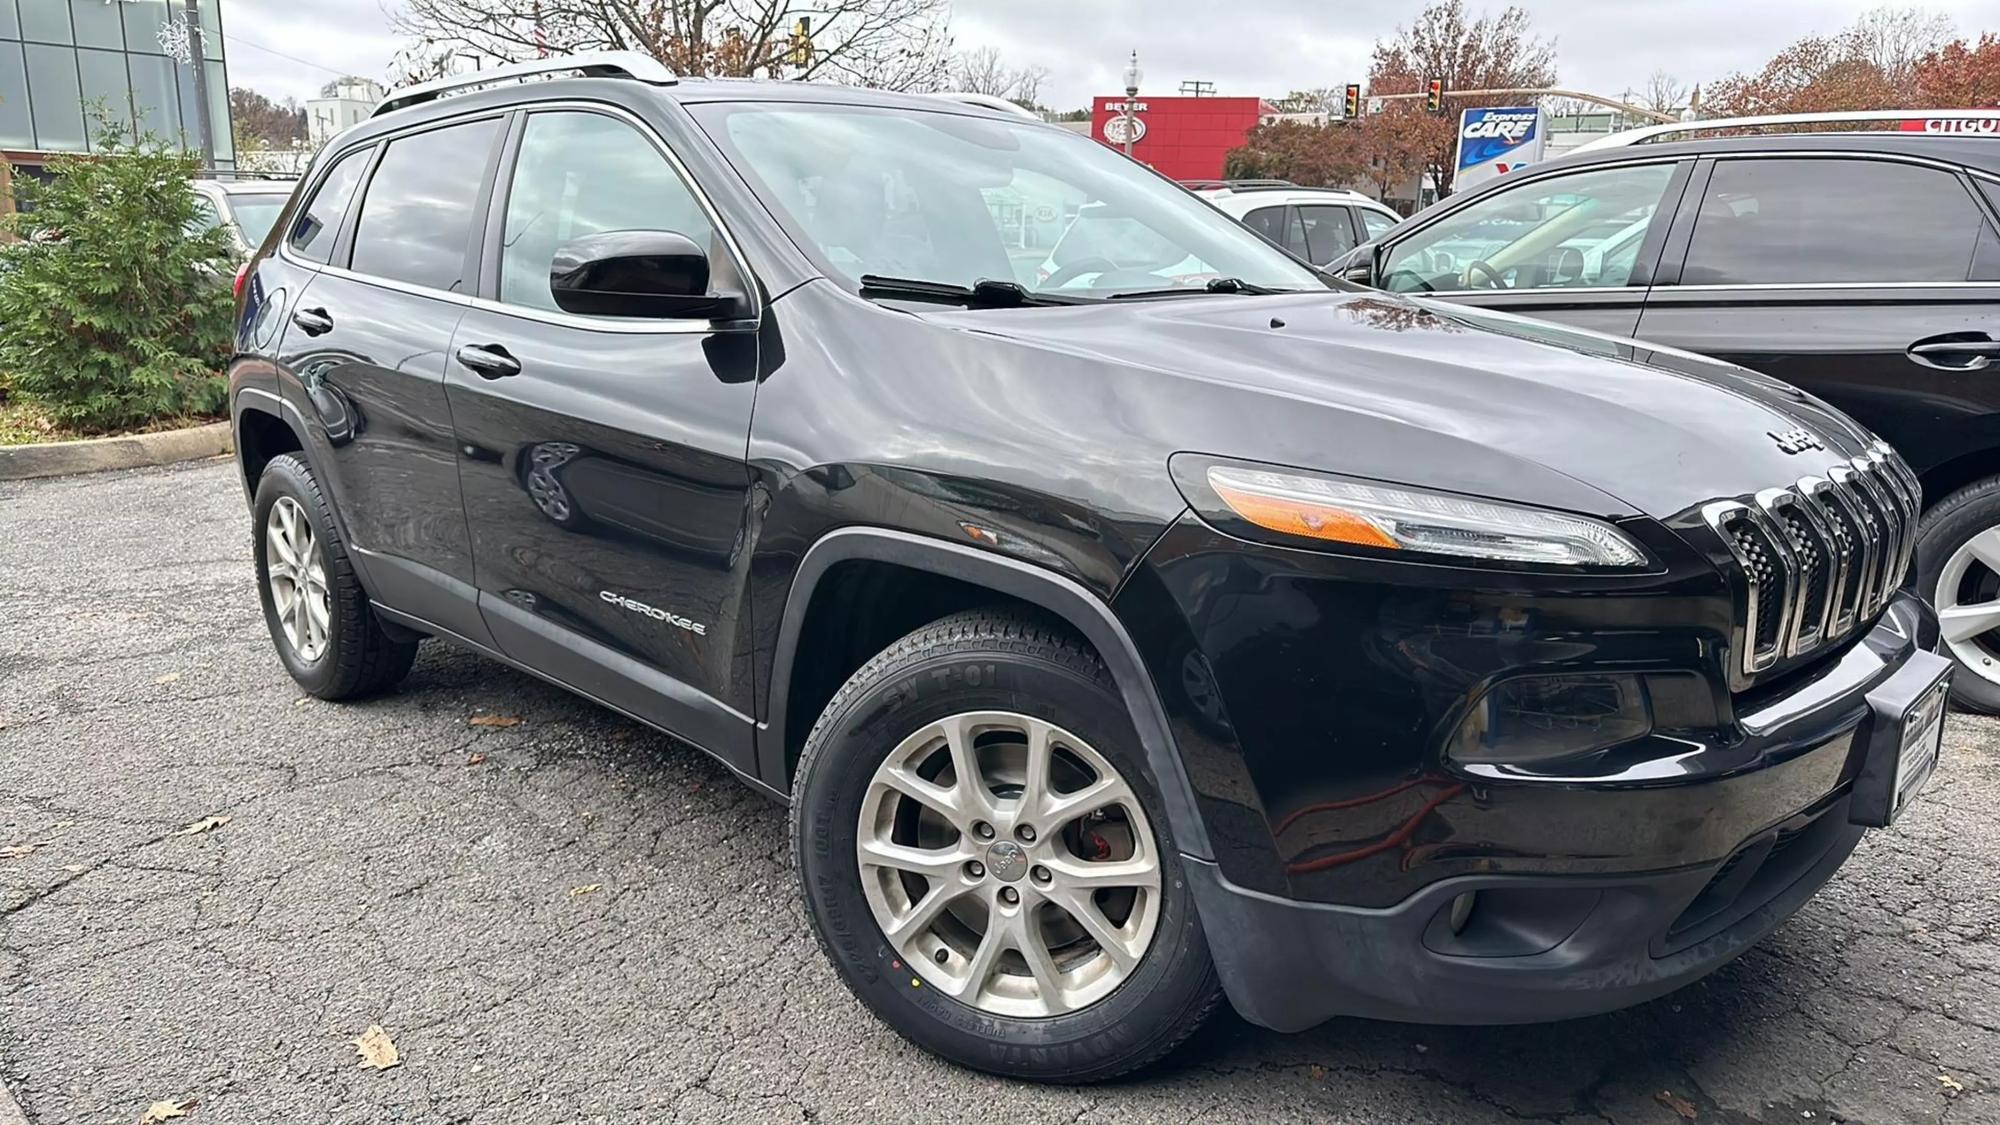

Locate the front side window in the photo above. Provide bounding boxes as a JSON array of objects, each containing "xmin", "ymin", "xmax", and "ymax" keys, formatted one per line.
[
  {"xmin": 691, "ymin": 102, "xmax": 1323, "ymax": 298},
  {"xmin": 498, "ymin": 111, "xmax": 716, "ymax": 313},
  {"xmin": 1683, "ymin": 158, "xmax": 1990, "ymax": 286},
  {"xmin": 1382, "ymin": 162, "xmax": 1677, "ymax": 293},
  {"xmin": 1297, "ymin": 205, "xmax": 1357, "ymax": 264},
  {"xmin": 350, "ymin": 117, "xmax": 502, "ymax": 291},
  {"xmin": 287, "ymin": 147, "xmax": 371, "ymax": 264}
]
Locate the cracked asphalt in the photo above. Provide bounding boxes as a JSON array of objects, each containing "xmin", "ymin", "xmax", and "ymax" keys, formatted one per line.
[{"xmin": 3, "ymin": 458, "xmax": 2000, "ymax": 1124}]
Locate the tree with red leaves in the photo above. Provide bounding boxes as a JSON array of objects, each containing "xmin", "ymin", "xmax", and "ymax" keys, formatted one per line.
[{"xmin": 1913, "ymin": 33, "xmax": 2000, "ymax": 107}]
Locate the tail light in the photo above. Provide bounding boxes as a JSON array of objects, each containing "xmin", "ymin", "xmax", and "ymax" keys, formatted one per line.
[{"xmin": 233, "ymin": 263, "xmax": 249, "ymax": 301}]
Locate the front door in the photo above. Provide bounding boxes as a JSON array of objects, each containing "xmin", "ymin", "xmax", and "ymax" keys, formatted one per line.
[
  {"xmin": 444, "ymin": 107, "xmax": 761, "ymax": 769},
  {"xmin": 279, "ymin": 114, "xmax": 507, "ymax": 644},
  {"xmin": 1636, "ymin": 155, "xmax": 2000, "ymax": 482},
  {"xmin": 1377, "ymin": 159, "xmax": 1690, "ymax": 338}
]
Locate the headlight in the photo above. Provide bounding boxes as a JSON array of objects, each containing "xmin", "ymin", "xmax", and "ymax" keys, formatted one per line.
[{"xmin": 1176, "ymin": 458, "xmax": 1648, "ymax": 567}]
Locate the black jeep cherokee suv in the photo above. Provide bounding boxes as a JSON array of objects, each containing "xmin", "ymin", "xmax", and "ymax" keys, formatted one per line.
[{"xmin": 229, "ymin": 54, "xmax": 1949, "ymax": 1082}]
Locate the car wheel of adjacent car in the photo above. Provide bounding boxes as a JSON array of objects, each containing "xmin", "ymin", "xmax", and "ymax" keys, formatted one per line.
[
  {"xmin": 1917, "ymin": 476, "xmax": 2000, "ymax": 713},
  {"xmin": 253, "ymin": 453, "xmax": 418, "ymax": 700},
  {"xmin": 790, "ymin": 609, "xmax": 1222, "ymax": 1083}
]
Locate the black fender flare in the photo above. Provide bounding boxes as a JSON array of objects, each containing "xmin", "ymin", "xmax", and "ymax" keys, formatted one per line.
[{"xmin": 758, "ymin": 526, "xmax": 1214, "ymax": 862}]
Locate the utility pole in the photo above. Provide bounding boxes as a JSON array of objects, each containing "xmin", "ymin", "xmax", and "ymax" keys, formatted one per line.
[
  {"xmin": 181, "ymin": 0, "xmax": 216, "ymax": 168},
  {"xmin": 1120, "ymin": 50, "xmax": 1143, "ymax": 157}
]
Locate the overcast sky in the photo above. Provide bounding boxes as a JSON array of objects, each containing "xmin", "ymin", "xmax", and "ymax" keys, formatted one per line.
[{"xmin": 224, "ymin": 0, "xmax": 2000, "ymax": 108}]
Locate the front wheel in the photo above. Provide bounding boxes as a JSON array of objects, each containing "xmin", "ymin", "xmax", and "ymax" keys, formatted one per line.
[
  {"xmin": 790, "ymin": 610, "xmax": 1222, "ymax": 1083},
  {"xmin": 1917, "ymin": 476, "xmax": 2000, "ymax": 712}
]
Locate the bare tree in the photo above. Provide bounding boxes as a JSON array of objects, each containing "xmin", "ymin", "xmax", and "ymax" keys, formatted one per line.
[
  {"xmin": 1640, "ymin": 69, "xmax": 1686, "ymax": 115},
  {"xmin": 1850, "ymin": 5, "xmax": 1956, "ymax": 85},
  {"xmin": 391, "ymin": 0, "xmax": 952, "ymax": 91},
  {"xmin": 947, "ymin": 45, "xmax": 1050, "ymax": 107}
]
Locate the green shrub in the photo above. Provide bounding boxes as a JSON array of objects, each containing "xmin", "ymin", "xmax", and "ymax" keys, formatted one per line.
[{"xmin": 0, "ymin": 122, "xmax": 235, "ymax": 433}]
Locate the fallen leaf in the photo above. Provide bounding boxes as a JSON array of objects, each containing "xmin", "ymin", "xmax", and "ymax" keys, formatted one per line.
[
  {"xmin": 469, "ymin": 715, "xmax": 522, "ymax": 728},
  {"xmin": 1656, "ymin": 1090, "xmax": 1698, "ymax": 1119},
  {"xmin": 568, "ymin": 883, "xmax": 602, "ymax": 897},
  {"xmin": 61, "ymin": 864, "xmax": 84, "ymax": 873},
  {"xmin": 353, "ymin": 1024, "xmax": 400, "ymax": 1070},
  {"xmin": 1309, "ymin": 1063, "xmax": 1325, "ymax": 1081},
  {"xmin": 140, "ymin": 1098, "xmax": 196, "ymax": 1123},
  {"xmin": 465, "ymin": 752, "xmax": 487, "ymax": 767},
  {"xmin": 153, "ymin": 671, "xmax": 181, "ymax": 685},
  {"xmin": 177, "ymin": 815, "xmax": 232, "ymax": 836},
  {"xmin": 1940, "ymin": 1074, "xmax": 1966, "ymax": 1095},
  {"xmin": 0, "ymin": 841, "xmax": 50, "ymax": 859},
  {"xmin": 292, "ymin": 698, "xmax": 309, "ymax": 707}
]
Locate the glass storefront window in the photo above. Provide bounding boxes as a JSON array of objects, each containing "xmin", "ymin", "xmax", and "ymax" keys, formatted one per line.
[
  {"xmin": 24, "ymin": 45, "xmax": 85, "ymax": 152},
  {"xmin": 129, "ymin": 52, "xmax": 177, "ymax": 144},
  {"xmin": 0, "ymin": 40, "xmax": 31, "ymax": 148},
  {"xmin": 204, "ymin": 60, "xmax": 228, "ymax": 159},
  {"xmin": 70, "ymin": 0, "xmax": 123, "ymax": 50},
  {"xmin": 199, "ymin": 0, "xmax": 221, "ymax": 60},
  {"xmin": 119, "ymin": 1, "xmax": 167, "ymax": 54},
  {"xmin": 0, "ymin": 1, "xmax": 19, "ymax": 41},
  {"xmin": 19, "ymin": 0, "xmax": 72, "ymax": 44},
  {"xmin": 77, "ymin": 47, "xmax": 132, "ymax": 149}
]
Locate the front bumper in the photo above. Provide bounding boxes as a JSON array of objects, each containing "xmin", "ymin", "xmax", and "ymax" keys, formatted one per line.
[{"xmin": 1179, "ymin": 592, "xmax": 1941, "ymax": 1030}]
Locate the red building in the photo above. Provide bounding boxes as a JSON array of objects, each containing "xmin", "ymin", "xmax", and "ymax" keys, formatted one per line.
[{"xmin": 1091, "ymin": 96, "xmax": 1274, "ymax": 181}]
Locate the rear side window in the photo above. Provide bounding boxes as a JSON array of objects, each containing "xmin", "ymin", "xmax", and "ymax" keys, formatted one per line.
[
  {"xmin": 350, "ymin": 117, "xmax": 503, "ymax": 292},
  {"xmin": 1242, "ymin": 205, "xmax": 1288, "ymax": 244},
  {"xmin": 287, "ymin": 147, "xmax": 370, "ymax": 264},
  {"xmin": 498, "ymin": 111, "xmax": 715, "ymax": 313},
  {"xmin": 1298, "ymin": 205, "xmax": 1357, "ymax": 263},
  {"xmin": 1359, "ymin": 208, "xmax": 1396, "ymax": 240},
  {"xmin": 1683, "ymin": 158, "xmax": 1990, "ymax": 285}
]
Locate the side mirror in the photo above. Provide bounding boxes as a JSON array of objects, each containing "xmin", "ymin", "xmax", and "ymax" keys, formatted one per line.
[
  {"xmin": 1330, "ymin": 242, "xmax": 1378, "ymax": 286},
  {"xmin": 549, "ymin": 230, "xmax": 748, "ymax": 320}
]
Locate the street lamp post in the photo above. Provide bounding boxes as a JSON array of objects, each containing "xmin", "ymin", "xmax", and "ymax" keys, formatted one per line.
[{"xmin": 1121, "ymin": 50, "xmax": 1143, "ymax": 157}]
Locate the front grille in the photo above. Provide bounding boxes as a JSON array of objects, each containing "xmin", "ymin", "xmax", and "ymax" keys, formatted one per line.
[{"xmin": 1702, "ymin": 441, "xmax": 1919, "ymax": 683}]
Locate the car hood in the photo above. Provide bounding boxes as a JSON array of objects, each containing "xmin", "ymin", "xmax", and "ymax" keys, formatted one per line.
[{"xmin": 936, "ymin": 290, "xmax": 1878, "ymax": 521}]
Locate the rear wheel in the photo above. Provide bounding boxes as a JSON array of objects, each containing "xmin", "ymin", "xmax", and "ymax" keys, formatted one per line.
[
  {"xmin": 253, "ymin": 454, "xmax": 418, "ymax": 700},
  {"xmin": 790, "ymin": 610, "xmax": 1222, "ymax": 1082},
  {"xmin": 1917, "ymin": 476, "xmax": 2000, "ymax": 713}
]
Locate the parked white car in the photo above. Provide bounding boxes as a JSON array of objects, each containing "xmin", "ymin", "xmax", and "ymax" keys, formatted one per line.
[{"xmin": 1198, "ymin": 184, "xmax": 1402, "ymax": 268}]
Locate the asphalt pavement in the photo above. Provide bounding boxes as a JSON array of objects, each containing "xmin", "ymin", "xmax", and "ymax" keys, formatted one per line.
[{"xmin": 3, "ymin": 458, "xmax": 1998, "ymax": 1124}]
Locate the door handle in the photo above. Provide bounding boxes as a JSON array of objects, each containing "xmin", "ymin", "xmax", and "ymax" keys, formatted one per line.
[
  {"xmin": 290, "ymin": 307, "xmax": 333, "ymax": 337},
  {"xmin": 1909, "ymin": 334, "xmax": 2000, "ymax": 371},
  {"xmin": 456, "ymin": 343, "xmax": 521, "ymax": 379}
]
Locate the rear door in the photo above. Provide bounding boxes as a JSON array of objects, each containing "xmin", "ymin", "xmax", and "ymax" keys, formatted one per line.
[
  {"xmin": 1636, "ymin": 154, "xmax": 2000, "ymax": 479},
  {"xmin": 1296, "ymin": 203, "xmax": 1360, "ymax": 268},
  {"xmin": 443, "ymin": 105, "xmax": 761, "ymax": 769},
  {"xmin": 278, "ymin": 112, "xmax": 508, "ymax": 644},
  {"xmin": 1376, "ymin": 159, "xmax": 1691, "ymax": 337}
]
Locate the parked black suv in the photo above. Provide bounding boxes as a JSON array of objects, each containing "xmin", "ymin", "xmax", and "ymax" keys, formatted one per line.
[
  {"xmin": 1332, "ymin": 119, "xmax": 2000, "ymax": 714},
  {"xmin": 230, "ymin": 56, "xmax": 1949, "ymax": 1082}
]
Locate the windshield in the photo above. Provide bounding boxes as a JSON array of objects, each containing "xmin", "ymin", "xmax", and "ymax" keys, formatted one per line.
[
  {"xmin": 689, "ymin": 102, "xmax": 1324, "ymax": 299},
  {"xmin": 223, "ymin": 194, "xmax": 288, "ymax": 249}
]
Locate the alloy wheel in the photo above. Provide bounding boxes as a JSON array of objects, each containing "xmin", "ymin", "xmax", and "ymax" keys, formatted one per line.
[
  {"xmin": 1938, "ymin": 524, "xmax": 2000, "ymax": 687},
  {"xmin": 265, "ymin": 495, "xmax": 331, "ymax": 662},
  {"xmin": 856, "ymin": 711, "xmax": 1162, "ymax": 1018}
]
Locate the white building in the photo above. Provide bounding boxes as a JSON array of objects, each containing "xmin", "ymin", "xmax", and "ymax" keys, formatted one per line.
[{"xmin": 306, "ymin": 78, "xmax": 385, "ymax": 148}]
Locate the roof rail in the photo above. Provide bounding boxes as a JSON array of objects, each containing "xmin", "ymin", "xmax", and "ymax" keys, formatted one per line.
[
  {"xmin": 1569, "ymin": 108, "xmax": 2000, "ymax": 154},
  {"xmin": 930, "ymin": 91, "xmax": 1042, "ymax": 120},
  {"xmin": 373, "ymin": 51, "xmax": 678, "ymax": 118}
]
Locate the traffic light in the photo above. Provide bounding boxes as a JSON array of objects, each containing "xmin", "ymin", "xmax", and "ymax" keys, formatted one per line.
[
  {"xmin": 1425, "ymin": 78, "xmax": 1444, "ymax": 112},
  {"xmin": 1343, "ymin": 84, "xmax": 1361, "ymax": 118}
]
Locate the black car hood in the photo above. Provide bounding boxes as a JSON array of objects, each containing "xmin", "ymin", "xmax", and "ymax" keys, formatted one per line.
[{"xmin": 937, "ymin": 290, "xmax": 1877, "ymax": 521}]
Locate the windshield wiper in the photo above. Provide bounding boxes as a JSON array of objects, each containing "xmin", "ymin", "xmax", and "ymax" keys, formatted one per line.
[
  {"xmin": 858, "ymin": 274, "xmax": 1081, "ymax": 308},
  {"xmin": 1106, "ymin": 277, "xmax": 1299, "ymax": 300}
]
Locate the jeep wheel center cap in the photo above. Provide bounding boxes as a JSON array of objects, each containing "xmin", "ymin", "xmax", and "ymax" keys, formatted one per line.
[{"xmin": 986, "ymin": 840, "xmax": 1029, "ymax": 882}]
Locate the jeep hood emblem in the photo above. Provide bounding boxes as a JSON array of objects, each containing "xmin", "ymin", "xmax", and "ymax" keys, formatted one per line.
[{"xmin": 1768, "ymin": 427, "xmax": 1825, "ymax": 455}]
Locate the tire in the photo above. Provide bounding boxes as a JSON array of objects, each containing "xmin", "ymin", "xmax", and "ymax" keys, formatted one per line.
[
  {"xmin": 790, "ymin": 609, "xmax": 1223, "ymax": 1083},
  {"xmin": 1916, "ymin": 475, "xmax": 2000, "ymax": 713},
  {"xmin": 252, "ymin": 453, "xmax": 418, "ymax": 700}
]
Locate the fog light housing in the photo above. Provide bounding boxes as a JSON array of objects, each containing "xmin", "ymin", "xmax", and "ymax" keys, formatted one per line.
[{"xmin": 1448, "ymin": 673, "xmax": 1652, "ymax": 768}]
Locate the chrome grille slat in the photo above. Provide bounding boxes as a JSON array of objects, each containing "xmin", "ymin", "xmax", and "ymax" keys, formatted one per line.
[{"xmin": 1705, "ymin": 444, "xmax": 1918, "ymax": 683}]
